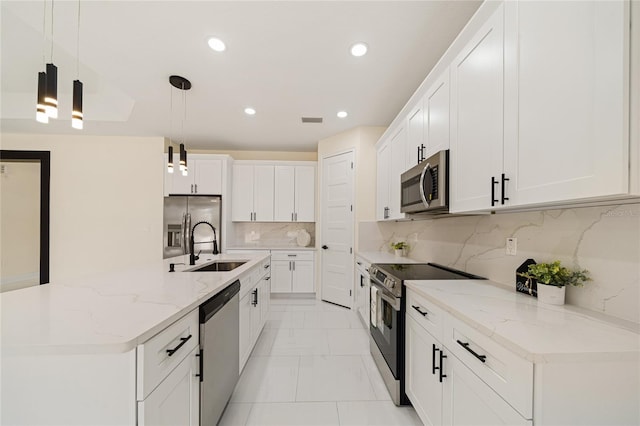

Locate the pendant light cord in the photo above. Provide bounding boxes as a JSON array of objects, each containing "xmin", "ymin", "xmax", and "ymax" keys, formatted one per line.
[
  {"xmin": 42, "ymin": 0, "xmax": 47, "ymax": 66},
  {"xmin": 181, "ymin": 83, "xmax": 185, "ymax": 145},
  {"xmin": 169, "ymin": 83, "xmax": 173, "ymax": 146},
  {"xmin": 76, "ymin": 0, "xmax": 80, "ymax": 78},
  {"xmin": 50, "ymin": 0, "xmax": 54, "ymax": 62}
]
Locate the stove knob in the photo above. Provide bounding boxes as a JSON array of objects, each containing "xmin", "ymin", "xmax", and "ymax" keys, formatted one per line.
[{"xmin": 389, "ymin": 279, "xmax": 396, "ymax": 289}]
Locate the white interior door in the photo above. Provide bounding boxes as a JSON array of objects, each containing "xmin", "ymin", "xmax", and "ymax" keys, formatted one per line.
[{"xmin": 320, "ymin": 151, "xmax": 354, "ymax": 308}]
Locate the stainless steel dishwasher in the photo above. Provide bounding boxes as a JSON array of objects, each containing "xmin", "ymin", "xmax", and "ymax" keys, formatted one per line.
[{"xmin": 199, "ymin": 280, "xmax": 240, "ymax": 426}]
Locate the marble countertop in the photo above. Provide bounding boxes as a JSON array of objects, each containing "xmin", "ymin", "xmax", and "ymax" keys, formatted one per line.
[
  {"xmin": 0, "ymin": 253, "xmax": 269, "ymax": 356},
  {"xmin": 227, "ymin": 244, "xmax": 316, "ymax": 251},
  {"xmin": 356, "ymin": 251, "xmax": 419, "ymax": 265},
  {"xmin": 406, "ymin": 279, "xmax": 640, "ymax": 363}
]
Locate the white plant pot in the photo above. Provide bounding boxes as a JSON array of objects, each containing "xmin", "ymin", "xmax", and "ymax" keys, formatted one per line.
[
  {"xmin": 537, "ymin": 284, "xmax": 566, "ymax": 305},
  {"xmin": 394, "ymin": 249, "xmax": 406, "ymax": 257}
]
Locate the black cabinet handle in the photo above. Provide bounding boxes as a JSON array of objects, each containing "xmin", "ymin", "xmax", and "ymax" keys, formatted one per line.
[
  {"xmin": 412, "ymin": 305, "xmax": 428, "ymax": 316},
  {"xmin": 166, "ymin": 334, "xmax": 192, "ymax": 357},
  {"xmin": 491, "ymin": 176, "xmax": 499, "ymax": 206},
  {"xmin": 501, "ymin": 173, "xmax": 510, "ymax": 205},
  {"xmin": 322, "ymin": 245, "xmax": 328, "ymax": 250},
  {"xmin": 195, "ymin": 349, "xmax": 204, "ymax": 382},
  {"xmin": 252, "ymin": 288, "xmax": 258, "ymax": 306},
  {"xmin": 420, "ymin": 144, "xmax": 426, "ymax": 162},
  {"xmin": 417, "ymin": 146, "xmax": 422, "ymax": 164},
  {"xmin": 264, "ymin": 264, "xmax": 270, "ymax": 269},
  {"xmin": 439, "ymin": 350, "xmax": 447, "ymax": 382},
  {"xmin": 456, "ymin": 339, "xmax": 487, "ymax": 363},
  {"xmin": 432, "ymin": 344, "xmax": 438, "ymax": 375}
]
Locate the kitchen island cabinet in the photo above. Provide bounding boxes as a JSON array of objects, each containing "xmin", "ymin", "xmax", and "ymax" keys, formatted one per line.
[
  {"xmin": 0, "ymin": 252, "xmax": 269, "ymax": 426},
  {"xmin": 405, "ymin": 280, "xmax": 640, "ymax": 426}
]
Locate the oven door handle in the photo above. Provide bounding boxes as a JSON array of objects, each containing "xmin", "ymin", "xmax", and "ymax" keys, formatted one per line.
[
  {"xmin": 419, "ymin": 162, "xmax": 432, "ymax": 208},
  {"xmin": 370, "ymin": 280, "xmax": 401, "ymax": 311}
]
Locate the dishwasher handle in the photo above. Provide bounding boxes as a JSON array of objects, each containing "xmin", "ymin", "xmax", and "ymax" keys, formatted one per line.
[{"xmin": 200, "ymin": 280, "xmax": 241, "ymax": 323}]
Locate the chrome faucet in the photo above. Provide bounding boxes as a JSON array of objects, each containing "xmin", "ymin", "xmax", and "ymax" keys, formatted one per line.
[{"xmin": 189, "ymin": 221, "xmax": 219, "ymax": 265}]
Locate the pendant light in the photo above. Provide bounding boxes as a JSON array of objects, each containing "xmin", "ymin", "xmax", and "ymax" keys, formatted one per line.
[
  {"xmin": 169, "ymin": 75, "xmax": 191, "ymax": 177},
  {"xmin": 44, "ymin": 0, "xmax": 58, "ymax": 119},
  {"xmin": 71, "ymin": 0, "xmax": 83, "ymax": 129},
  {"xmin": 36, "ymin": 0, "xmax": 48, "ymax": 123},
  {"xmin": 167, "ymin": 146, "xmax": 174, "ymax": 174}
]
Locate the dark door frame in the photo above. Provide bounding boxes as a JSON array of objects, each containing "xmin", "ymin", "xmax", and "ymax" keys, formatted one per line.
[{"xmin": 0, "ymin": 150, "xmax": 50, "ymax": 284}]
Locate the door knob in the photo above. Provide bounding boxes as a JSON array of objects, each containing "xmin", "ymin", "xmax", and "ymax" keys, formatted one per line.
[{"xmin": 322, "ymin": 245, "xmax": 328, "ymax": 250}]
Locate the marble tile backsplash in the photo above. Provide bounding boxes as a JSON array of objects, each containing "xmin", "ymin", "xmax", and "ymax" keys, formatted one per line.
[
  {"xmin": 359, "ymin": 203, "xmax": 640, "ymax": 324},
  {"xmin": 230, "ymin": 222, "xmax": 315, "ymax": 247}
]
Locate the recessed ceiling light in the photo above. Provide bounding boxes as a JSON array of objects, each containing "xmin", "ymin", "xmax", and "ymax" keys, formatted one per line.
[
  {"xmin": 350, "ymin": 42, "xmax": 368, "ymax": 57},
  {"xmin": 207, "ymin": 37, "xmax": 226, "ymax": 52},
  {"xmin": 244, "ymin": 107, "xmax": 256, "ymax": 116},
  {"xmin": 337, "ymin": 111, "xmax": 348, "ymax": 118}
]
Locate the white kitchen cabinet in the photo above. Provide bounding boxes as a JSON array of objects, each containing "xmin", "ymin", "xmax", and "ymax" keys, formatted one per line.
[
  {"xmin": 238, "ymin": 257, "xmax": 271, "ymax": 372},
  {"xmin": 449, "ymin": 3, "xmax": 505, "ymax": 213},
  {"xmin": 165, "ymin": 154, "xmax": 223, "ymax": 195},
  {"xmin": 274, "ymin": 165, "xmax": 316, "ymax": 222},
  {"xmin": 406, "ymin": 103, "xmax": 425, "ymax": 168},
  {"xmin": 406, "ymin": 316, "xmax": 444, "ymax": 426},
  {"xmin": 354, "ymin": 257, "xmax": 371, "ymax": 327},
  {"xmin": 424, "ymin": 68, "xmax": 450, "ymax": 158},
  {"xmin": 376, "ymin": 139, "xmax": 391, "ymax": 220},
  {"xmin": 270, "ymin": 251, "xmax": 315, "ymax": 293},
  {"xmin": 231, "ymin": 164, "xmax": 275, "ymax": 222},
  {"xmin": 137, "ymin": 346, "xmax": 200, "ymax": 426},
  {"xmin": 502, "ymin": 0, "xmax": 629, "ymax": 207},
  {"xmin": 376, "ymin": 126, "xmax": 406, "ymax": 221},
  {"xmin": 441, "ymin": 350, "xmax": 530, "ymax": 426}
]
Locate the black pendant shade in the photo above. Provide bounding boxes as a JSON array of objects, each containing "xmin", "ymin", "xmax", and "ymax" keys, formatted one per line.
[
  {"xmin": 44, "ymin": 63, "xmax": 58, "ymax": 118},
  {"xmin": 167, "ymin": 146, "xmax": 174, "ymax": 173},
  {"xmin": 179, "ymin": 143, "xmax": 186, "ymax": 170},
  {"xmin": 72, "ymin": 79, "xmax": 83, "ymax": 129},
  {"xmin": 36, "ymin": 71, "xmax": 48, "ymax": 123}
]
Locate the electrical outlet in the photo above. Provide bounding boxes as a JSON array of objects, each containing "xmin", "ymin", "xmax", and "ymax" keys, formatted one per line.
[{"xmin": 506, "ymin": 238, "xmax": 517, "ymax": 256}]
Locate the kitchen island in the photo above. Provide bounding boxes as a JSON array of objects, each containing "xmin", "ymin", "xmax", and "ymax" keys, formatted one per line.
[{"xmin": 1, "ymin": 252, "xmax": 270, "ymax": 425}]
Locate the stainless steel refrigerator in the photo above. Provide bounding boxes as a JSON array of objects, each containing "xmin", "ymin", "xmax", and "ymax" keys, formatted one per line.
[{"xmin": 163, "ymin": 196, "xmax": 222, "ymax": 259}]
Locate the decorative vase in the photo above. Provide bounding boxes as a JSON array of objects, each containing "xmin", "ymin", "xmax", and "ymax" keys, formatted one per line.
[
  {"xmin": 394, "ymin": 249, "xmax": 406, "ymax": 257},
  {"xmin": 536, "ymin": 283, "xmax": 566, "ymax": 305}
]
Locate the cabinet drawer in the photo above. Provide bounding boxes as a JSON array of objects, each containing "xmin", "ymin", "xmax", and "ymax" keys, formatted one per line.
[
  {"xmin": 137, "ymin": 309, "xmax": 199, "ymax": 401},
  {"xmin": 270, "ymin": 251, "xmax": 314, "ymax": 261},
  {"xmin": 406, "ymin": 289, "xmax": 444, "ymax": 342},
  {"xmin": 444, "ymin": 315, "xmax": 533, "ymax": 419}
]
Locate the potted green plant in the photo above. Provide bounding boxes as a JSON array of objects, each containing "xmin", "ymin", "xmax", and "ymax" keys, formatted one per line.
[
  {"xmin": 518, "ymin": 261, "xmax": 590, "ymax": 305},
  {"xmin": 390, "ymin": 241, "xmax": 409, "ymax": 257}
]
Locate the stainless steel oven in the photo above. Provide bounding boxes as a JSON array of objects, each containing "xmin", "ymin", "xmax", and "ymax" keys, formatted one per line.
[
  {"xmin": 400, "ymin": 150, "xmax": 448, "ymax": 214},
  {"xmin": 369, "ymin": 262, "xmax": 485, "ymax": 406}
]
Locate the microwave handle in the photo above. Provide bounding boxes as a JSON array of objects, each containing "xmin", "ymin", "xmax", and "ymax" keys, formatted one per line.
[{"xmin": 419, "ymin": 162, "xmax": 432, "ymax": 208}]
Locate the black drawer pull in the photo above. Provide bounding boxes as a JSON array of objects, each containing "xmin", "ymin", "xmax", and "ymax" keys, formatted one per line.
[
  {"xmin": 501, "ymin": 173, "xmax": 510, "ymax": 205},
  {"xmin": 439, "ymin": 350, "xmax": 447, "ymax": 382},
  {"xmin": 412, "ymin": 305, "xmax": 428, "ymax": 316},
  {"xmin": 264, "ymin": 264, "xmax": 270, "ymax": 269},
  {"xmin": 432, "ymin": 344, "xmax": 438, "ymax": 375},
  {"xmin": 456, "ymin": 339, "xmax": 486, "ymax": 363},
  {"xmin": 491, "ymin": 176, "xmax": 499, "ymax": 206},
  {"xmin": 166, "ymin": 334, "xmax": 192, "ymax": 357}
]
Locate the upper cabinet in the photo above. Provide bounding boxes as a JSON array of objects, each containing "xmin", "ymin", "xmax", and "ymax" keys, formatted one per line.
[
  {"xmin": 378, "ymin": 0, "xmax": 637, "ymax": 216},
  {"xmin": 377, "ymin": 126, "xmax": 407, "ymax": 221},
  {"xmin": 232, "ymin": 161, "xmax": 317, "ymax": 223},
  {"xmin": 501, "ymin": 0, "xmax": 629, "ymax": 207},
  {"xmin": 232, "ymin": 164, "xmax": 275, "ymax": 222},
  {"xmin": 406, "ymin": 68, "xmax": 451, "ymax": 169},
  {"xmin": 274, "ymin": 165, "xmax": 316, "ymax": 222},
  {"xmin": 165, "ymin": 155, "xmax": 224, "ymax": 195},
  {"xmin": 449, "ymin": 4, "xmax": 505, "ymax": 213}
]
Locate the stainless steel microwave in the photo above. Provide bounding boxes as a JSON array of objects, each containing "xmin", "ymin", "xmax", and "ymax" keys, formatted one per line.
[{"xmin": 400, "ymin": 150, "xmax": 449, "ymax": 214}]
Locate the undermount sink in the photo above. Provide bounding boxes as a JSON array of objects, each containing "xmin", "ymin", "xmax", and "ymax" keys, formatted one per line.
[{"xmin": 188, "ymin": 261, "xmax": 247, "ymax": 272}]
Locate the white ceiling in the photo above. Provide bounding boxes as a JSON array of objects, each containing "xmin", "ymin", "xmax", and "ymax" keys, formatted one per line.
[{"xmin": 1, "ymin": 1, "xmax": 481, "ymax": 152}]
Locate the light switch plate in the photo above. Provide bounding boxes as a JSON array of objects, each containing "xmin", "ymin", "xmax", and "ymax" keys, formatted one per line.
[{"xmin": 506, "ymin": 237, "xmax": 517, "ymax": 256}]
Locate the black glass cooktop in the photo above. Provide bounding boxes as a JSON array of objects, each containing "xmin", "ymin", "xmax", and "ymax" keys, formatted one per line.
[{"xmin": 373, "ymin": 263, "xmax": 485, "ymax": 282}]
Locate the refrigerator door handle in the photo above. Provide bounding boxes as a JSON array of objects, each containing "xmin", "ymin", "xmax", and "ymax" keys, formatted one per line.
[{"xmin": 180, "ymin": 213, "xmax": 186, "ymax": 254}]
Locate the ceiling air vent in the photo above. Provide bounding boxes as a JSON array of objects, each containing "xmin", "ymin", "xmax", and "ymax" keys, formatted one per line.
[{"xmin": 301, "ymin": 117, "xmax": 323, "ymax": 123}]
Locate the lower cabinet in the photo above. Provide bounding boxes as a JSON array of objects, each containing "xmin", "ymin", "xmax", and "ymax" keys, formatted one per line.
[
  {"xmin": 406, "ymin": 314, "xmax": 530, "ymax": 426},
  {"xmin": 271, "ymin": 251, "xmax": 315, "ymax": 293},
  {"xmin": 137, "ymin": 346, "xmax": 200, "ymax": 426},
  {"xmin": 354, "ymin": 257, "xmax": 371, "ymax": 327},
  {"xmin": 239, "ymin": 258, "xmax": 271, "ymax": 372}
]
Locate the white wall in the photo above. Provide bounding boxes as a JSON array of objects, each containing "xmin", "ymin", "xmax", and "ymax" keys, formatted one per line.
[
  {"xmin": 0, "ymin": 133, "xmax": 164, "ymax": 283},
  {"xmin": 360, "ymin": 203, "xmax": 640, "ymax": 325}
]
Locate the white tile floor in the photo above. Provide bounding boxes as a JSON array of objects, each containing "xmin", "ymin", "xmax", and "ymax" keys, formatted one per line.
[{"xmin": 219, "ymin": 297, "xmax": 422, "ymax": 426}]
